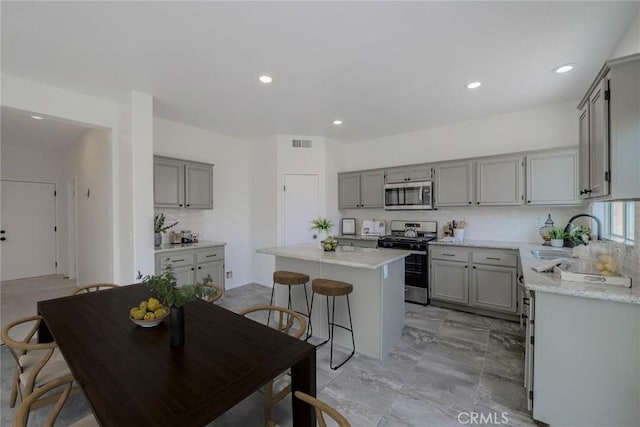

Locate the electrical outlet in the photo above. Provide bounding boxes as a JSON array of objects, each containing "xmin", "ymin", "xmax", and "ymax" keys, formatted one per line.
[
  {"xmin": 226, "ymin": 271, "xmax": 232, "ymax": 279},
  {"xmin": 536, "ymin": 216, "xmax": 544, "ymax": 227}
]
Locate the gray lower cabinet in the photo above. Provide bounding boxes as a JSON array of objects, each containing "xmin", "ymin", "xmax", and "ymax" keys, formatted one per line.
[
  {"xmin": 154, "ymin": 156, "xmax": 213, "ymax": 209},
  {"xmin": 430, "ymin": 246, "xmax": 518, "ymax": 314},
  {"xmin": 430, "ymin": 259, "xmax": 469, "ymax": 304},
  {"xmin": 338, "ymin": 170, "xmax": 384, "ymax": 209},
  {"xmin": 470, "ymin": 264, "xmax": 517, "ymax": 313},
  {"xmin": 155, "ymin": 246, "xmax": 225, "ymax": 289}
]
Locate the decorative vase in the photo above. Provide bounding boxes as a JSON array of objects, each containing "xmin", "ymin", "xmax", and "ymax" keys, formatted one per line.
[
  {"xmin": 539, "ymin": 214, "xmax": 554, "ymax": 246},
  {"xmin": 154, "ymin": 232, "xmax": 162, "ymax": 247},
  {"xmin": 170, "ymin": 306, "xmax": 185, "ymax": 346},
  {"xmin": 550, "ymin": 239, "xmax": 564, "ymax": 248}
]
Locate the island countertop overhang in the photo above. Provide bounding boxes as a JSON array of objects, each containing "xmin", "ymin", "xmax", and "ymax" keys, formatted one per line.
[{"xmin": 257, "ymin": 243, "xmax": 410, "ymax": 269}]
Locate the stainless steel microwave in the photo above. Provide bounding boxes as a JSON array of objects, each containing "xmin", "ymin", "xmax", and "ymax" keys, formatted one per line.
[{"xmin": 384, "ymin": 181, "xmax": 433, "ymax": 210}]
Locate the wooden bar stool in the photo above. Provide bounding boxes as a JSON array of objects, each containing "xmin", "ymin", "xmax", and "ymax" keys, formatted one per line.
[
  {"xmin": 269, "ymin": 271, "xmax": 311, "ymax": 337},
  {"xmin": 309, "ymin": 278, "xmax": 356, "ymax": 370}
]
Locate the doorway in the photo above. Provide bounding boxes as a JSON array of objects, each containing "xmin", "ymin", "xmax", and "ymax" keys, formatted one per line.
[
  {"xmin": 283, "ymin": 174, "xmax": 320, "ymax": 245},
  {"xmin": 1, "ymin": 180, "xmax": 57, "ymax": 280}
]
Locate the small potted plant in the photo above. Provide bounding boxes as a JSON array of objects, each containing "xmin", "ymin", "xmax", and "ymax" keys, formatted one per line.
[
  {"xmin": 137, "ymin": 266, "xmax": 218, "ymax": 346},
  {"xmin": 154, "ymin": 213, "xmax": 178, "ymax": 247},
  {"xmin": 310, "ymin": 217, "xmax": 334, "ymax": 249},
  {"xmin": 548, "ymin": 226, "xmax": 567, "ymax": 247},
  {"xmin": 567, "ymin": 225, "xmax": 591, "ymax": 247}
]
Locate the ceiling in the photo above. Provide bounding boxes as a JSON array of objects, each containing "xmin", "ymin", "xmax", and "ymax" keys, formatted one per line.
[
  {"xmin": 1, "ymin": 106, "xmax": 90, "ymax": 151},
  {"xmin": 1, "ymin": 1, "xmax": 638, "ymax": 143}
]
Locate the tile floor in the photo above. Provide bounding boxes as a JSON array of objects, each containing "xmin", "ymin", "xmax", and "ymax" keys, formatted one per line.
[{"xmin": 1, "ymin": 281, "xmax": 540, "ymax": 427}]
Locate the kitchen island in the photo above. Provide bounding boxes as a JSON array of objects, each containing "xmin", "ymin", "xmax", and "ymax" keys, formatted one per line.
[{"xmin": 257, "ymin": 243, "xmax": 410, "ymax": 360}]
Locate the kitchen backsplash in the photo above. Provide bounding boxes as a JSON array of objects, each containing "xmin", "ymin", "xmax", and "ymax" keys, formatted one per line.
[
  {"xmin": 154, "ymin": 209, "xmax": 213, "ymax": 244},
  {"xmin": 339, "ymin": 206, "xmax": 585, "ymax": 243}
]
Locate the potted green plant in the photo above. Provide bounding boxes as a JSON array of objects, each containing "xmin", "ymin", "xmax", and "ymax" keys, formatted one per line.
[
  {"xmin": 154, "ymin": 213, "xmax": 178, "ymax": 247},
  {"xmin": 548, "ymin": 226, "xmax": 567, "ymax": 248},
  {"xmin": 137, "ymin": 266, "xmax": 218, "ymax": 346},
  {"xmin": 310, "ymin": 217, "xmax": 334, "ymax": 249},
  {"xmin": 567, "ymin": 225, "xmax": 591, "ymax": 247}
]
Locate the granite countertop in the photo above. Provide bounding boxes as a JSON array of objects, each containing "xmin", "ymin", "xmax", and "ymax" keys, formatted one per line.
[
  {"xmin": 335, "ymin": 234, "xmax": 382, "ymax": 240},
  {"xmin": 257, "ymin": 243, "xmax": 410, "ymax": 269},
  {"xmin": 429, "ymin": 238, "xmax": 640, "ymax": 305},
  {"xmin": 155, "ymin": 240, "xmax": 226, "ymax": 254}
]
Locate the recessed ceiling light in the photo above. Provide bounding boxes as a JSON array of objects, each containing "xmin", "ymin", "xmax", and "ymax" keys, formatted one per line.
[
  {"xmin": 31, "ymin": 115, "xmax": 44, "ymax": 120},
  {"xmin": 552, "ymin": 63, "xmax": 575, "ymax": 74},
  {"xmin": 258, "ymin": 75, "xmax": 273, "ymax": 84},
  {"xmin": 466, "ymin": 82, "xmax": 482, "ymax": 89},
  {"xmin": 333, "ymin": 120, "xmax": 343, "ymax": 125}
]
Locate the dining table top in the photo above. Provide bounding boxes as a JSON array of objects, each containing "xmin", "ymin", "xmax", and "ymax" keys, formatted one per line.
[{"xmin": 37, "ymin": 283, "xmax": 317, "ymax": 426}]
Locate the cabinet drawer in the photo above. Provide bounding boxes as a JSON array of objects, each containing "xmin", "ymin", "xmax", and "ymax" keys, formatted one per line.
[
  {"xmin": 196, "ymin": 247, "xmax": 224, "ymax": 264},
  {"xmin": 158, "ymin": 252, "xmax": 194, "ymax": 269},
  {"xmin": 430, "ymin": 246, "xmax": 470, "ymax": 262},
  {"xmin": 472, "ymin": 251, "xmax": 517, "ymax": 267}
]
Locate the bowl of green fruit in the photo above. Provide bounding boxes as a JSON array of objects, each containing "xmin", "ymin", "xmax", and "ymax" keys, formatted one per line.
[{"xmin": 322, "ymin": 237, "xmax": 338, "ymax": 252}]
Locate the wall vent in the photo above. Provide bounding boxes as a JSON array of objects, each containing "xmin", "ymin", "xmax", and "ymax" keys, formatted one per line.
[{"xmin": 291, "ymin": 139, "xmax": 312, "ymax": 148}]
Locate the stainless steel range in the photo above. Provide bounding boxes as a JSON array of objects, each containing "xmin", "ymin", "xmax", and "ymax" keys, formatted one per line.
[{"xmin": 378, "ymin": 220, "xmax": 437, "ymax": 304}]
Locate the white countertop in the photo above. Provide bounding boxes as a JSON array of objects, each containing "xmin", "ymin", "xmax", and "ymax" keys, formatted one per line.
[
  {"xmin": 257, "ymin": 243, "xmax": 410, "ymax": 269},
  {"xmin": 155, "ymin": 240, "xmax": 226, "ymax": 254},
  {"xmin": 335, "ymin": 234, "xmax": 381, "ymax": 241},
  {"xmin": 430, "ymin": 239, "xmax": 640, "ymax": 305}
]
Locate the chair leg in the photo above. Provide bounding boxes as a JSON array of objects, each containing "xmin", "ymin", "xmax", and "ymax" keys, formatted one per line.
[
  {"xmin": 306, "ymin": 291, "xmax": 315, "ymax": 341},
  {"xmin": 264, "ymin": 380, "xmax": 274, "ymax": 427},
  {"xmin": 9, "ymin": 369, "xmax": 19, "ymax": 408},
  {"xmin": 302, "ymin": 283, "xmax": 312, "ymax": 340},
  {"xmin": 314, "ymin": 295, "xmax": 332, "ymax": 348}
]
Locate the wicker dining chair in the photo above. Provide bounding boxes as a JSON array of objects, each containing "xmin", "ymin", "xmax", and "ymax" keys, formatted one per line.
[
  {"xmin": 239, "ymin": 305, "xmax": 306, "ymax": 427},
  {"xmin": 202, "ymin": 283, "xmax": 224, "ymax": 303},
  {"xmin": 12, "ymin": 374, "xmax": 98, "ymax": 427},
  {"xmin": 294, "ymin": 391, "xmax": 351, "ymax": 427},
  {"xmin": 72, "ymin": 283, "xmax": 119, "ymax": 295},
  {"xmin": 1, "ymin": 316, "xmax": 78, "ymax": 410}
]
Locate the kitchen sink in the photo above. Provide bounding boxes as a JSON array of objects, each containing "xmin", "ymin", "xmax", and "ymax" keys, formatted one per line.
[{"xmin": 530, "ymin": 249, "xmax": 573, "ymax": 259}]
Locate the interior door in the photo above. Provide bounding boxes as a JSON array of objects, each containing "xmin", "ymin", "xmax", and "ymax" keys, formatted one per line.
[
  {"xmin": 1, "ymin": 180, "xmax": 57, "ymax": 280},
  {"xmin": 284, "ymin": 174, "xmax": 319, "ymax": 245}
]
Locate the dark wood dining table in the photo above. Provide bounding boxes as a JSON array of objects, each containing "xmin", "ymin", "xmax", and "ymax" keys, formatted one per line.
[{"xmin": 37, "ymin": 284, "xmax": 316, "ymax": 426}]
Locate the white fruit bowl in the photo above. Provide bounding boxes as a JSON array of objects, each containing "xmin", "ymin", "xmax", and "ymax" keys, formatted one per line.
[{"xmin": 129, "ymin": 311, "xmax": 168, "ymax": 327}]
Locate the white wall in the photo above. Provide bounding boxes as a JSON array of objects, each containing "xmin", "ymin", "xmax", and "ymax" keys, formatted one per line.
[
  {"xmin": 66, "ymin": 129, "xmax": 113, "ymax": 285},
  {"xmin": 251, "ymin": 136, "xmax": 278, "ymax": 287},
  {"xmin": 610, "ymin": 8, "xmax": 640, "ymax": 58},
  {"xmin": 341, "ymin": 101, "xmax": 577, "ymax": 171},
  {"xmin": 153, "ymin": 118, "xmax": 254, "ymax": 289},
  {"xmin": 1, "ymin": 144, "xmax": 71, "ymax": 277}
]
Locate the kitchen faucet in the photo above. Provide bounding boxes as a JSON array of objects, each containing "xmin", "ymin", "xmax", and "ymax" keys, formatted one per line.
[{"xmin": 564, "ymin": 214, "xmax": 602, "ymax": 240}]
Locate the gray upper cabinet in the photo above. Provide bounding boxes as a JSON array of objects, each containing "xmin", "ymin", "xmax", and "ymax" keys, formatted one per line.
[
  {"xmin": 578, "ymin": 106, "xmax": 591, "ymax": 200},
  {"xmin": 185, "ymin": 163, "xmax": 213, "ymax": 209},
  {"xmin": 578, "ymin": 54, "xmax": 640, "ymax": 201},
  {"xmin": 154, "ymin": 156, "xmax": 213, "ymax": 209},
  {"xmin": 476, "ymin": 156, "xmax": 523, "ymax": 206},
  {"xmin": 338, "ymin": 170, "xmax": 384, "ymax": 209},
  {"xmin": 434, "ymin": 161, "xmax": 473, "ymax": 207},
  {"xmin": 608, "ymin": 55, "xmax": 640, "ymax": 200},
  {"xmin": 154, "ymin": 157, "xmax": 184, "ymax": 208},
  {"xmin": 385, "ymin": 165, "xmax": 432, "ymax": 184},
  {"xmin": 526, "ymin": 149, "xmax": 580, "ymax": 205},
  {"xmin": 588, "ymin": 79, "xmax": 610, "ymax": 199}
]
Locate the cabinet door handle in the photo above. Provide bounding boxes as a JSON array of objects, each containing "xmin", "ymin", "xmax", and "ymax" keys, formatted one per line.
[
  {"xmin": 206, "ymin": 254, "xmax": 217, "ymax": 258},
  {"xmin": 464, "ymin": 265, "xmax": 468, "ymax": 268},
  {"xmin": 476, "ymin": 202, "xmax": 480, "ymax": 205},
  {"xmin": 0, "ymin": 237, "xmax": 5, "ymax": 242},
  {"xmin": 442, "ymin": 253, "xmax": 455, "ymax": 257},
  {"xmin": 198, "ymin": 266, "xmax": 202, "ymax": 270},
  {"xmin": 486, "ymin": 257, "xmax": 501, "ymax": 261},
  {"xmin": 172, "ymin": 259, "xmax": 185, "ymax": 262},
  {"xmin": 179, "ymin": 204, "xmax": 183, "ymax": 207},
  {"xmin": 186, "ymin": 204, "xmax": 191, "ymax": 207},
  {"xmin": 472, "ymin": 266, "xmax": 476, "ymax": 269},
  {"xmin": 468, "ymin": 201, "xmax": 472, "ymax": 204},
  {"xmin": 191, "ymin": 267, "xmax": 194, "ymax": 271}
]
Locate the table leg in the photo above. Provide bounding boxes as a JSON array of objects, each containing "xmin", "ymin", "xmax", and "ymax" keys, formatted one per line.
[
  {"xmin": 290, "ymin": 347, "xmax": 317, "ymax": 427},
  {"xmin": 36, "ymin": 303, "xmax": 54, "ymax": 343}
]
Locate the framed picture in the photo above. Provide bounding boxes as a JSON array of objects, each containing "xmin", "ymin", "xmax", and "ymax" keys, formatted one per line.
[{"xmin": 341, "ymin": 218, "xmax": 356, "ymax": 235}]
